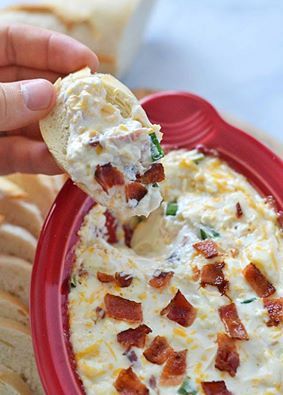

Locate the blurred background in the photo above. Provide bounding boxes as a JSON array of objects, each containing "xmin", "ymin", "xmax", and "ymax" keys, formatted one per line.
[{"xmin": 0, "ymin": 0, "xmax": 282, "ymax": 145}]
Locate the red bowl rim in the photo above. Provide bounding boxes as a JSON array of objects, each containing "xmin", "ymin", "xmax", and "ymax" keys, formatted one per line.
[{"xmin": 31, "ymin": 91, "xmax": 283, "ymax": 395}]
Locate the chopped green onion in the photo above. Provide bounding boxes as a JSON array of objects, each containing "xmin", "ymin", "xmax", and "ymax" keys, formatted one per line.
[
  {"xmin": 178, "ymin": 376, "xmax": 198, "ymax": 395},
  {"xmin": 200, "ymin": 226, "xmax": 220, "ymax": 240},
  {"xmin": 152, "ymin": 183, "xmax": 159, "ymax": 188},
  {"xmin": 150, "ymin": 133, "xmax": 164, "ymax": 161},
  {"xmin": 166, "ymin": 202, "xmax": 178, "ymax": 216},
  {"xmin": 241, "ymin": 297, "xmax": 257, "ymax": 304},
  {"xmin": 70, "ymin": 274, "xmax": 78, "ymax": 288},
  {"xmin": 190, "ymin": 149, "xmax": 205, "ymax": 164}
]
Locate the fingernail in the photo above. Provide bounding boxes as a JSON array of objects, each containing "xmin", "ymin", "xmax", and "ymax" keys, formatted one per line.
[{"xmin": 21, "ymin": 79, "xmax": 54, "ymax": 111}]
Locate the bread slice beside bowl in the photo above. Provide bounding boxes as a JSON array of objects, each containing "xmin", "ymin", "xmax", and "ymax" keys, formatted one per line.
[
  {"xmin": 0, "ymin": 290, "xmax": 29, "ymax": 326},
  {"xmin": 0, "ymin": 370, "xmax": 32, "ymax": 395},
  {"xmin": 0, "ymin": 318, "xmax": 43, "ymax": 394},
  {"xmin": 0, "ymin": 255, "xmax": 31, "ymax": 306}
]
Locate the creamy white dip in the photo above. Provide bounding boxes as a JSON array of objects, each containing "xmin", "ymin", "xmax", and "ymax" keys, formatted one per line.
[
  {"xmin": 69, "ymin": 149, "xmax": 283, "ymax": 395},
  {"xmin": 57, "ymin": 69, "xmax": 163, "ymax": 218}
]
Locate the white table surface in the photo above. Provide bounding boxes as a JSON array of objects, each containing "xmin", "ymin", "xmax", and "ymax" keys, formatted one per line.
[
  {"xmin": 124, "ymin": 0, "xmax": 283, "ymax": 146},
  {"xmin": 0, "ymin": 0, "xmax": 282, "ymax": 145}
]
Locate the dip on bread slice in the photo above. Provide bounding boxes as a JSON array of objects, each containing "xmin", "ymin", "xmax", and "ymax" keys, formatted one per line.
[{"xmin": 40, "ymin": 68, "xmax": 164, "ymax": 218}]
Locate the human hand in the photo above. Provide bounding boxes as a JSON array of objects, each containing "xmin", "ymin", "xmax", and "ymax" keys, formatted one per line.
[{"xmin": 0, "ymin": 24, "xmax": 99, "ymax": 175}]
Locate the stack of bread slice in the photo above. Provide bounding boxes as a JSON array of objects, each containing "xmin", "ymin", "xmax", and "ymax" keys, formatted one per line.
[{"xmin": 0, "ymin": 173, "xmax": 65, "ymax": 394}]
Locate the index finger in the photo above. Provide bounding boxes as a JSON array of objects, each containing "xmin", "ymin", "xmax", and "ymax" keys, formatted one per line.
[{"xmin": 0, "ymin": 24, "xmax": 99, "ymax": 74}]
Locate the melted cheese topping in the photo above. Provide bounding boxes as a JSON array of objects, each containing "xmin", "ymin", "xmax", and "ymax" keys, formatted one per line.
[
  {"xmin": 69, "ymin": 150, "xmax": 283, "ymax": 395},
  {"xmin": 58, "ymin": 69, "xmax": 162, "ymax": 218}
]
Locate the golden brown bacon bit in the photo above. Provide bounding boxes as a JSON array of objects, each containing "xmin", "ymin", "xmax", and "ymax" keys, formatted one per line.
[
  {"xmin": 218, "ymin": 303, "xmax": 249, "ymax": 340},
  {"xmin": 243, "ymin": 263, "xmax": 276, "ymax": 298},
  {"xmin": 236, "ymin": 202, "xmax": 243, "ymax": 218},
  {"xmin": 104, "ymin": 210, "xmax": 118, "ymax": 244},
  {"xmin": 263, "ymin": 298, "xmax": 283, "ymax": 327},
  {"xmin": 215, "ymin": 333, "xmax": 240, "ymax": 377},
  {"xmin": 97, "ymin": 272, "xmax": 115, "ymax": 283},
  {"xmin": 160, "ymin": 290, "xmax": 197, "ymax": 328},
  {"xmin": 117, "ymin": 324, "xmax": 152, "ymax": 350},
  {"xmin": 123, "ymin": 224, "xmax": 134, "ymax": 248},
  {"xmin": 149, "ymin": 271, "xmax": 174, "ymax": 290},
  {"xmin": 160, "ymin": 350, "xmax": 187, "ymax": 387},
  {"xmin": 137, "ymin": 163, "xmax": 165, "ymax": 184},
  {"xmin": 193, "ymin": 240, "xmax": 218, "ymax": 259},
  {"xmin": 201, "ymin": 381, "xmax": 232, "ymax": 395},
  {"xmin": 114, "ymin": 367, "xmax": 149, "ymax": 395},
  {"xmin": 125, "ymin": 182, "xmax": 148, "ymax": 202},
  {"xmin": 192, "ymin": 265, "xmax": 201, "ymax": 281},
  {"xmin": 143, "ymin": 336, "xmax": 173, "ymax": 365},
  {"xmin": 104, "ymin": 294, "xmax": 143, "ymax": 323},
  {"xmin": 115, "ymin": 272, "xmax": 133, "ymax": 288},
  {"xmin": 94, "ymin": 306, "xmax": 105, "ymax": 322},
  {"xmin": 95, "ymin": 163, "xmax": 125, "ymax": 193},
  {"xmin": 201, "ymin": 262, "xmax": 229, "ymax": 295}
]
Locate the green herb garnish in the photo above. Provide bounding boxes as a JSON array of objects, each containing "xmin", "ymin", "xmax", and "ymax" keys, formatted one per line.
[
  {"xmin": 70, "ymin": 274, "xmax": 78, "ymax": 288},
  {"xmin": 200, "ymin": 226, "xmax": 220, "ymax": 240},
  {"xmin": 150, "ymin": 132, "xmax": 164, "ymax": 161},
  {"xmin": 166, "ymin": 202, "xmax": 178, "ymax": 216},
  {"xmin": 190, "ymin": 149, "xmax": 205, "ymax": 164},
  {"xmin": 152, "ymin": 183, "xmax": 159, "ymax": 188},
  {"xmin": 178, "ymin": 376, "xmax": 198, "ymax": 395},
  {"xmin": 241, "ymin": 297, "xmax": 257, "ymax": 304}
]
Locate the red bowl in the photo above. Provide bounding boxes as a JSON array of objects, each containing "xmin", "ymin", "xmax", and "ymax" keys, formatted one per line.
[{"xmin": 31, "ymin": 92, "xmax": 283, "ymax": 394}]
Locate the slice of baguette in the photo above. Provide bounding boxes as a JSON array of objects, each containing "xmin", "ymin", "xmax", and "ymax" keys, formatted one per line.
[
  {"xmin": 0, "ymin": 177, "xmax": 27, "ymax": 200},
  {"xmin": 0, "ymin": 290, "xmax": 29, "ymax": 326},
  {"xmin": 0, "ymin": 223, "xmax": 37, "ymax": 263},
  {"xmin": 0, "ymin": 198, "xmax": 43, "ymax": 238},
  {"xmin": 0, "ymin": 0, "xmax": 156, "ymax": 77},
  {"xmin": 6, "ymin": 174, "xmax": 56, "ymax": 217},
  {"xmin": 0, "ymin": 318, "xmax": 43, "ymax": 394},
  {"xmin": 0, "ymin": 255, "xmax": 31, "ymax": 306},
  {"xmin": 0, "ymin": 371, "xmax": 32, "ymax": 395}
]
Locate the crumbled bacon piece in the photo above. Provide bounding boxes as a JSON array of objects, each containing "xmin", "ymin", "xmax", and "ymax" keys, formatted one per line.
[
  {"xmin": 218, "ymin": 303, "xmax": 248, "ymax": 340},
  {"xmin": 243, "ymin": 263, "xmax": 276, "ymax": 298},
  {"xmin": 123, "ymin": 224, "xmax": 134, "ymax": 248},
  {"xmin": 192, "ymin": 265, "xmax": 200, "ymax": 281},
  {"xmin": 97, "ymin": 272, "xmax": 115, "ymax": 283},
  {"xmin": 95, "ymin": 163, "xmax": 124, "ymax": 193},
  {"xmin": 115, "ymin": 272, "xmax": 133, "ymax": 288},
  {"xmin": 143, "ymin": 336, "xmax": 173, "ymax": 365},
  {"xmin": 114, "ymin": 367, "xmax": 149, "ymax": 395},
  {"xmin": 215, "ymin": 333, "xmax": 240, "ymax": 377},
  {"xmin": 160, "ymin": 350, "xmax": 187, "ymax": 387},
  {"xmin": 149, "ymin": 271, "xmax": 174, "ymax": 290},
  {"xmin": 117, "ymin": 324, "xmax": 152, "ymax": 350},
  {"xmin": 263, "ymin": 298, "xmax": 283, "ymax": 327},
  {"xmin": 193, "ymin": 240, "xmax": 218, "ymax": 259},
  {"xmin": 201, "ymin": 262, "xmax": 229, "ymax": 295},
  {"xmin": 137, "ymin": 163, "xmax": 165, "ymax": 184},
  {"xmin": 161, "ymin": 290, "xmax": 197, "ymax": 327},
  {"xmin": 236, "ymin": 202, "xmax": 243, "ymax": 218},
  {"xmin": 125, "ymin": 182, "xmax": 147, "ymax": 202},
  {"xmin": 278, "ymin": 211, "xmax": 283, "ymax": 230},
  {"xmin": 104, "ymin": 294, "xmax": 143, "ymax": 323},
  {"xmin": 105, "ymin": 210, "xmax": 118, "ymax": 244},
  {"xmin": 195, "ymin": 144, "xmax": 218, "ymax": 156},
  {"xmin": 201, "ymin": 381, "xmax": 232, "ymax": 395}
]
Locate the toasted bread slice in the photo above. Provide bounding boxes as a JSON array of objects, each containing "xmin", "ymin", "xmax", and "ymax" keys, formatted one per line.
[
  {"xmin": 6, "ymin": 174, "xmax": 56, "ymax": 217},
  {"xmin": 0, "ymin": 255, "xmax": 31, "ymax": 305},
  {"xmin": 0, "ymin": 223, "xmax": 36, "ymax": 263},
  {"xmin": 40, "ymin": 68, "xmax": 163, "ymax": 218},
  {"xmin": 0, "ymin": 370, "xmax": 32, "ymax": 395},
  {"xmin": 0, "ymin": 290, "xmax": 29, "ymax": 326},
  {"xmin": 0, "ymin": 178, "xmax": 27, "ymax": 200},
  {"xmin": 0, "ymin": 198, "xmax": 43, "ymax": 238},
  {"xmin": 0, "ymin": 318, "xmax": 43, "ymax": 394}
]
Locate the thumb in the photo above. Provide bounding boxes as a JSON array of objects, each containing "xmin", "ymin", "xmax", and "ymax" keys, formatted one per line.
[{"xmin": 0, "ymin": 79, "xmax": 55, "ymax": 131}]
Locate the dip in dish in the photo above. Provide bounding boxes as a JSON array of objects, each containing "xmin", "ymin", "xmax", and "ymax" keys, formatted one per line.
[{"xmin": 68, "ymin": 149, "xmax": 283, "ymax": 395}]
